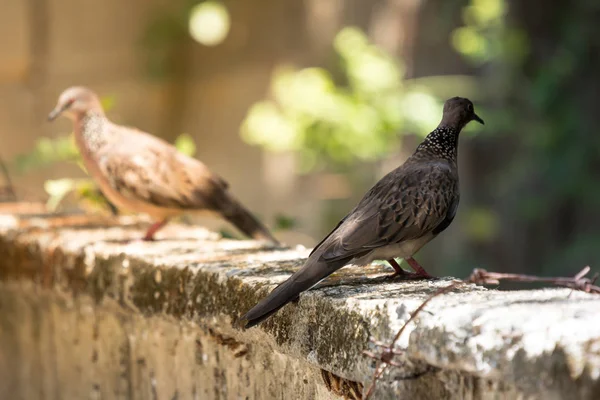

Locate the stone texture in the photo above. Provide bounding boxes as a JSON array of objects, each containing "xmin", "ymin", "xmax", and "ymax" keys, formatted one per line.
[{"xmin": 0, "ymin": 210, "xmax": 599, "ymax": 399}]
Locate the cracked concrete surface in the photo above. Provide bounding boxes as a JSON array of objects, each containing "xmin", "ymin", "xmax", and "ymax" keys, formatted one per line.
[{"xmin": 0, "ymin": 211, "xmax": 598, "ymax": 399}]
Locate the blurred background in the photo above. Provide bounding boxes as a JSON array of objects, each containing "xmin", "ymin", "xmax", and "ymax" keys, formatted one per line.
[{"xmin": 1, "ymin": 0, "xmax": 600, "ymax": 279}]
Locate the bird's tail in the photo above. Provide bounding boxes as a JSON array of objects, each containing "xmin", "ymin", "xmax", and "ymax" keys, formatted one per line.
[
  {"xmin": 219, "ymin": 194, "xmax": 279, "ymax": 244},
  {"xmin": 242, "ymin": 255, "xmax": 345, "ymax": 328}
]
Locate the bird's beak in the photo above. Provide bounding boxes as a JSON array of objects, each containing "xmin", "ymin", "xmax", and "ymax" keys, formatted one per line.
[
  {"xmin": 472, "ymin": 113, "xmax": 484, "ymax": 125},
  {"xmin": 47, "ymin": 103, "xmax": 68, "ymax": 122}
]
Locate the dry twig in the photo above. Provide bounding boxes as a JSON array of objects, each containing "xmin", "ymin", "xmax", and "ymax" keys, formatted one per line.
[
  {"xmin": 466, "ymin": 266, "xmax": 600, "ymax": 293},
  {"xmin": 363, "ymin": 281, "xmax": 461, "ymax": 398}
]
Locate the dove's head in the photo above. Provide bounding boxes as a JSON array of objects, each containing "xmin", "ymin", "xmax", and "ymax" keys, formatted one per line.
[
  {"xmin": 48, "ymin": 86, "xmax": 104, "ymax": 122},
  {"xmin": 440, "ymin": 97, "xmax": 484, "ymax": 129}
]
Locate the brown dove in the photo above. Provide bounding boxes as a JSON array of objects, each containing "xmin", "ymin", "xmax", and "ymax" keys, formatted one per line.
[
  {"xmin": 48, "ymin": 86, "xmax": 278, "ymax": 243},
  {"xmin": 242, "ymin": 97, "xmax": 483, "ymax": 327}
]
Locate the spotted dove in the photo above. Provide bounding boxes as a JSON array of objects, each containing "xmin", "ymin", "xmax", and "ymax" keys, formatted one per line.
[
  {"xmin": 48, "ymin": 86, "xmax": 278, "ymax": 243},
  {"xmin": 242, "ymin": 97, "xmax": 483, "ymax": 327}
]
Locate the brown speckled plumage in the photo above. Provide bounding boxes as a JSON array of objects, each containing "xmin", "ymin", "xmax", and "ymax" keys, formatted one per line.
[
  {"xmin": 242, "ymin": 97, "xmax": 484, "ymax": 327},
  {"xmin": 48, "ymin": 86, "xmax": 278, "ymax": 243}
]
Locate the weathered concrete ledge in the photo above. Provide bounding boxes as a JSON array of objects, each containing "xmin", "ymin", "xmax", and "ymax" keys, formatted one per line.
[{"xmin": 0, "ymin": 211, "xmax": 599, "ymax": 399}]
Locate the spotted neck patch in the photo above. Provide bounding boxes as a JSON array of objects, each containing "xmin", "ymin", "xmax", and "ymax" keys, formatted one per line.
[
  {"xmin": 413, "ymin": 126, "xmax": 459, "ymax": 160},
  {"xmin": 80, "ymin": 113, "xmax": 111, "ymax": 153}
]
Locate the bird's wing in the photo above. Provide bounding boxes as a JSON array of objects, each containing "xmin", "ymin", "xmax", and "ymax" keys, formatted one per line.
[
  {"xmin": 97, "ymin": 125, "xmax": 228, "ymax": 210},
  {"xmin": 318, "ymin": 161, "xmax": 458, "ymax": 263},
  {"xmin": 243, "ymin": 162, "xmax": 459, "ymax": 327}
]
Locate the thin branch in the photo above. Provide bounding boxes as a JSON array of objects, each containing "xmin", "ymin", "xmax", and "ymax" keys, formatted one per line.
[
  {"xmin": 466, "ymin": 266, "xmax": 600, "ymax": 293},
  {"xmin": 389, "ymin": 281, "xmax": 463, "ymax": 348},
  {"xmin": 363, "ymin": 362, "xmax": 388, "ymax": 400},
  {"xmin": 363, "ymin": 281, "xmax": 462, "ymax": 399}
]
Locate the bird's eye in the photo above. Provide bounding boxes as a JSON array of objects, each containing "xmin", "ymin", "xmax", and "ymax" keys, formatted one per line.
[{"xmin": 467, "ymin": 103, "xmax": 473, "ymax": 112}]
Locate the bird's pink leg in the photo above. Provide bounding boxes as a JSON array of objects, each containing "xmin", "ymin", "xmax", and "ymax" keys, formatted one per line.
[
  {"xmin": 387, "ymin": 259, "xmax": 411, "ymax": 277},
  {"xmin": 386, "ymin": 258, "xmax": 432, "ymax": 280},
  {"xmin": 143, "ymin": 219, "xmax": 169, "ymax": 241},
  {"xmin": 405, "ymin": 257, "xmax": 435, "ymax": 279}
]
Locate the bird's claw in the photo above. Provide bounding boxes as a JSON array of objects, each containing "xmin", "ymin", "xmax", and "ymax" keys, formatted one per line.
[{"xmin": 386, "ymin": 271, "xmax": 435, "ymax": 281}]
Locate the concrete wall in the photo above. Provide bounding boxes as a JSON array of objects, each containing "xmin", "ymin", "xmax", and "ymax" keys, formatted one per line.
[{"xmin": 0, "ymin": 207, "xmax": 598, "ymax": 399}]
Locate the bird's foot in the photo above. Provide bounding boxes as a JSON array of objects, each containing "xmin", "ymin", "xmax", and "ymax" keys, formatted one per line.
[
  {"xmin": 405, "ymin": 257, "xmax": 436, "ymax": 279},
  {"xmin": 386, "ymin": 270, "xmax": 431, "ymax": 281},
  {"xmin": 387, "ymin": 259, "xmax": 406, "ymax": 275},
  {"xmin": 385, "ymin": 259, "xmax": 426, "ymax": 280},
  {"xmin": 142, "ymin": 219, "xmax": 169, "ymax": 241},
  {"xmin": 384, "ymin": 258, "xmax": 436, "ymax": 280}
]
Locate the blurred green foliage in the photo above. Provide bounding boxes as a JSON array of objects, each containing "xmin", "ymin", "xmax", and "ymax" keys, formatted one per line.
[
  {"xmin": 140, "ymin": 8, "xmax": 189, "ymax": 80},
  {"xmin": 141, "ymin": 1, "xmax": 231, "ymax": 80},
  {"xmin": 43, "ymin": 178, "xmax": 107, "ymax": 212},
  {"xmin": 13, "ymin": 136, "xmax": 80, "ymax": 175},
  {"xmin": 241, "ymin": 27, "xmax": 442, "ymax": 173},
  {"xmin": 273, "ymin": 214, "xmax": 298, "ymax": 231},
  {"xmin": 452, "ymin": 0, "xmax": 600, "ymax": 273},
  {"xmin": 173, "ymin": 133, "xmax": 197, "ymax": 157},
  {"xmin": 451, "ymin": 0, "xmax": 528, "ymax": 65}
]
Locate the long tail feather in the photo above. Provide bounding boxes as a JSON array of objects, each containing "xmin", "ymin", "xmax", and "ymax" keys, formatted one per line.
[
  {"xmin": 220, "ymin": 195, "xmax": 279, "ymax": 244},
  {"xmin": 242, "ymin": 256, "xmax": 346, "ymax": 328}
]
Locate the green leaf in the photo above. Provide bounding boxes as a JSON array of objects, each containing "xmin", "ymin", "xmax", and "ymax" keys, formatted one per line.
[
  {"xmin": 44, "ymin": 178, "xmax": 79, "ymax": 211},
  {"xmin": 13, "ymin": 135, "xmax": 80, "ymax": 173},
  {"xmin": 274, "ymin": 214, "xmax": 298, "ymax": 231},
  {"xmin": 174, "ymin": 133, "xmax": 196, "ymax": 156}
]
